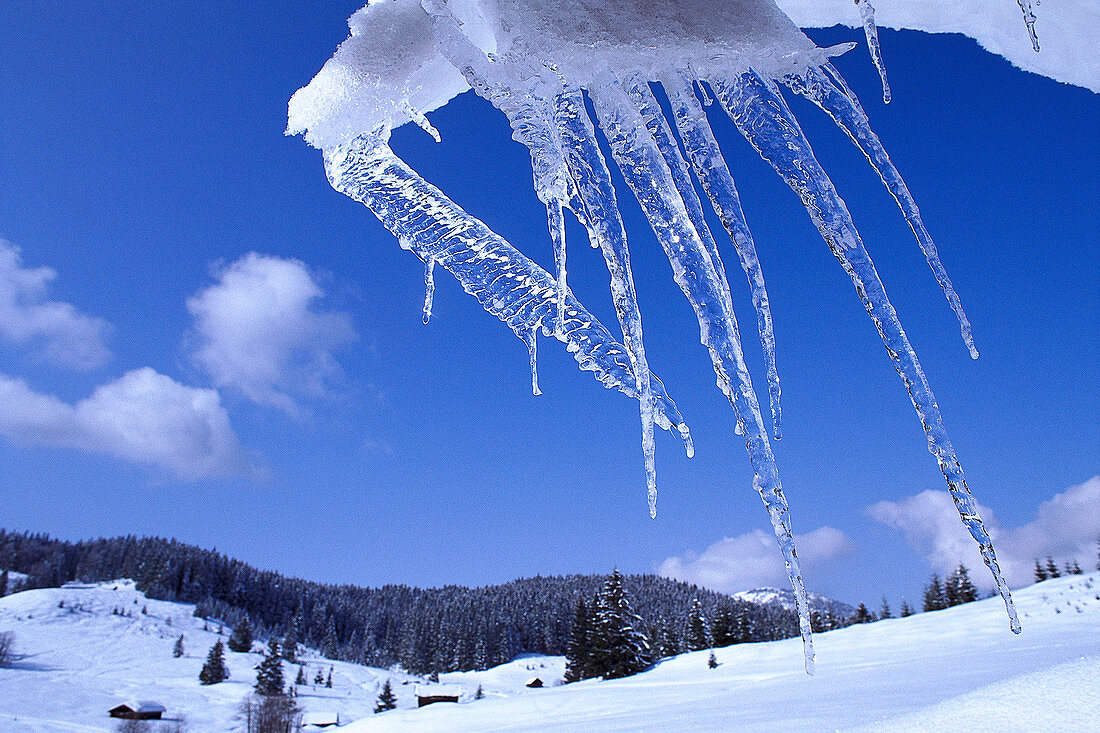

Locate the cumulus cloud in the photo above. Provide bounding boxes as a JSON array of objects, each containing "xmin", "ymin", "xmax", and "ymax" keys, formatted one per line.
[
  {"xmin": 0, "ymin": 368, "xmax": 246, "ymax": 480},
  {"xmin": 658, "ymin": 526, "xmax": 856, "ymax": 593},
  {"xmin": 187, "ymin": 253, "xmax": 355, "ymax": 414},
  {"xmin": 0, "ymin": 239, "xmax": 111, "ymax": 369},
  {"xmin": 868, "ymin": 476, "xmax": 1100, "ymax": 587}
]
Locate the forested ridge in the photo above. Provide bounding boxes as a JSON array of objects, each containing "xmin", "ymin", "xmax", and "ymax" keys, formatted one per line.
[{"xmin": 0, "ymin": 529, "xmax": 838, "ymax": 673}]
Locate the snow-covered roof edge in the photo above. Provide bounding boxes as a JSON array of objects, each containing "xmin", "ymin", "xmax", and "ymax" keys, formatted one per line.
[{"xmin": 776, "ymin": 0, "xmax": 1099, "ymax": 93}]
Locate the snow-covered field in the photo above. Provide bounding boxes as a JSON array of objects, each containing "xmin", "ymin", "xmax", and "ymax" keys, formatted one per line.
[{"xmin": 1, "ymin": 574, "xmax": 1098, "ymax": 731}]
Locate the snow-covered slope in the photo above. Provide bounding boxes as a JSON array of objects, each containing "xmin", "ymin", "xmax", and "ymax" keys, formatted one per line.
[
  {"xmin": 0, "ymin": 580, "xmax": 467, "ymax": 732},
  {"xmin": 777, "ymin": 0, "xmax": 1099, "ymax": 92},
  {"xmin": 2, "ymin": 575, "xmax": 1097, "ymax": 730},
  {"xmin": 346, "ymin": 573, "xmax": 1100, "ymax": 731}
]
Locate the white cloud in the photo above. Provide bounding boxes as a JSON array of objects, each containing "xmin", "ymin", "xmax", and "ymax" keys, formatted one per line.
[
  {"xmin": 187, "ymin": 253, "xmax": 355, "ymax": 414},
  {"xmin": 868, "ymin": 476, "xmax": 1100, "ymax": 587},
  {"xmin": 658, "ymin": 526, "xmax": 855, "ymax": 593},
  {"xmin": 0, "ymin": 239, "xmax": 111, "ymax": 369},
  {"xmin": 0, "ymin": 367, "xmax": 246, "ymax": 480}
]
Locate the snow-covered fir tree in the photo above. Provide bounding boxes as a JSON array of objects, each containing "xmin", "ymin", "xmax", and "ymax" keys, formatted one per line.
[
  {"xmin": 199, "ymin": 640, "xmax": 229, "ymax": 685},
  {"xmin": 228, "ymin": 617, "xmax": 253, "ymax": 653},
  {"xmin": 944, "ymin": 565, "xmax": 977, "ymax": 606},
  {"xmin": 563, "ymin": 598, "xmax": 592, "ymax": 682},
  {"xmin": 851, "ymin": 603, "xmax": 875, "ymax": 624},
  {"xmin": 686, "ymin": 598, "xmax": 711, "ymax": 651},
  {"xmin": 254, "ymin": 638, "xmax": 285, "ymax": 697},
  {"xmin": 899, "ymin": 600, "xmax": 914, "ymax": 617},
  {"xmin": 587, "ymin": 570, "xmax": 653, "ymax": 680},
  {"xmin": 879, "ymin": 598, "xmax": 892, "ymax": 620},
  {"xmin": 173, "ymin": 634, "xmax": 185, "ymax": 658},
  {"xmin": 374, "ymin": 679, "xmax": 397, "ymax": 713},
  {"xmin": 923, "ymin": 574, "xmax": 947, "ymax": 612}
]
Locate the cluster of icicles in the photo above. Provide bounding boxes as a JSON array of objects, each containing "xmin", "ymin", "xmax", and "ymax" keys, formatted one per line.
[{"xmin": 296, "ymin": 0, "xmax": 1023, "ymax": 674}]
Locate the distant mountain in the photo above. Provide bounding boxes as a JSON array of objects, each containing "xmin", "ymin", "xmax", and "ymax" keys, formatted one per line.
[{"xmin": 732, "ymin": 587, "xmax": 855, "ymax": 620}]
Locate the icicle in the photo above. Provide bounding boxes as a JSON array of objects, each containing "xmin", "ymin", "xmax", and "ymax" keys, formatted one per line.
[
  {"xmin": 854, "ymin": 0, "xmax": 891, "ymax": 103},
  {"xmin": 403, "ymin": 103, "xmax": 441, "ymax": 142},
  {"xmin": 666, "ymin": 74, "xmax": 783, "ymax": 439},
  {"xmin": 555, "ymin": 88, "xmax": 667, "ymax": 505},
  {"xmin": 713, "ymin": 69, "xmax": 1018, "ymax": 634},
  {"xmin": 325, "ymin": 132, "xmax": 690, "ymax": 436},
  {"xmin": 524, "ymin": 326, "xmax": 542, "ymax": 396},
  {"xmin": 786, "ymin": 66, "xmax": 977, "ymax": 358},
  {"xmin": 588, "ymin": 74, "xmax": 815, "ymax": 673},
  {"xmin": 1016, "ymin": 0, "xmax": 1040, "ymax": 52},
  {"xmin": 422, "ymin": 256, "xmax": 436, "ymax": 324},
  {"xmin": 548, "ymin": 199, "xmax": 569, "ymax": 335}
]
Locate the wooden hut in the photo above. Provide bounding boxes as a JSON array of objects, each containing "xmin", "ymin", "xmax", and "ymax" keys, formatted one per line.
[{"xmin": 108, "ymin": 701, "xmax": 166, "ymax": 720}]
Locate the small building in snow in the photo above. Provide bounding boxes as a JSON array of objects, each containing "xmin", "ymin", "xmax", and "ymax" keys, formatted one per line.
[
  {"xmin": 109, "ymin": 701, "xmax": 166, "ymax": 720},
  {"xmin": 302, "ymin": 711, "xmax": 342, "ymax": 729},
  {"xmin": 525, "ymin": 677, "xmax": 544, "ymax": 688},
  {"xmin": 414, "ymin": 684, "xmax": 460, "ymax": 707}
]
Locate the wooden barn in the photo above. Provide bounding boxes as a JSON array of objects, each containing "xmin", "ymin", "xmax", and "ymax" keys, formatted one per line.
[
  {"xmin": 414, "ymin": 684, "xmax": 461, "ymax": 707},
  {"xmin": 525, "ymin": 677, "xmax": 544, "ymax": 688},
  {"xmin": 108, "ymin": 701, "xmax": 167, "ymax": 720}
]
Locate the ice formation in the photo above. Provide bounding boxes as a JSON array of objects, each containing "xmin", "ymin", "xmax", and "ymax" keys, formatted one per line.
[{"xmin": 288, "ymin": 0, "xmax": 1022, "ymax": 673}]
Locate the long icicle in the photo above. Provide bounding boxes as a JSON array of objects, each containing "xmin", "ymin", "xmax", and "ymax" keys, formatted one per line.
[
  {"xmin": 714, "ymin": 69, "xmax": 1018, "ymax": 633},
  {"xmin": 854, "ymin": 0, "xmax": 891, "ymax": 103},
  {"xmin": 1016, "ymin": 0, "xmax": 1040, "ymax": 52},
  {"xmin": 785, "ymin": 65, "xmax": 977, "ymax": 358},
  {"xmin": 556, "ymin": 86, "xmax": 667, "ymax": 515},
  {"xmin": 326, "ymin": 131, "xmax": 690, "ymax": 436},
  {"xmin": 588, "ymin": 74, "xmax": 815, "ymax": 673},
  {"xmin": 665, "ymin": 73, "xmax": 783, "ymax": 438}
]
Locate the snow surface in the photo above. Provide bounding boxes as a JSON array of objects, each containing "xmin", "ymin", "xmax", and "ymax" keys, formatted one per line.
[
  {"xmin": 0, "ymin": 575, "xmax": 1097, "ymax": 730},
  {"xmin": 0, "ymin": 580, "xmax": 428, "ymax": 731},
  {"xmin": 344, "ymin": 574, "xmax": 1100, "ymax": 732},
  {"xmin": 777, "ymin": 0, "xmax": 1099, "ymax": 92}
]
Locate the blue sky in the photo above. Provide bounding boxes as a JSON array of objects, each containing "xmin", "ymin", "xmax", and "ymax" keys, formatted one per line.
[{"xmin": 0, "ymin": 3, "xmax": 1096, "ymax": 608}]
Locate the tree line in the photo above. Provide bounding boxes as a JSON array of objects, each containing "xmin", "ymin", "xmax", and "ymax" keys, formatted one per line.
[{"xmin": 0, "ymin": 530, "xmax": 814, "ymax": 674}]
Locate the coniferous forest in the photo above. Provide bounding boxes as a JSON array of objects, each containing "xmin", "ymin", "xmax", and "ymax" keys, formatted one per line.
[{"xmin": 0, "ymin": 529, "xmax": 842, "ymax": 674}]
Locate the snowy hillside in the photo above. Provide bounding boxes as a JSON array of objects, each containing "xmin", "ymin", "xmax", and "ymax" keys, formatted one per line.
[
  {"xmin": 347, "ymin": 573, "xmax": 1100, "ymax": 732},
  {"xmin": 0, "ymin": 580, "xmax": 472, "ymax": 732},
  {"xmin": 1, "ymin": 575, "xmax": 1097, "ymax": 730}
]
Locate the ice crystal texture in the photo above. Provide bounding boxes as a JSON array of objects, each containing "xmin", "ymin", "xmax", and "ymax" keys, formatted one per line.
[{"xmin": 289, "ymin": 0, "xmax": 1025, "ymax": 672}]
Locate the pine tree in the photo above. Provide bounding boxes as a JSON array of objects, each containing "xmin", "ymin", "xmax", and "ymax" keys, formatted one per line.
[
  {"xmin": 899, "ymin": 599, "xmax": 914, "ymax": 617},
  {"xmin": 922, "ymin": 573, "xmax": 947, "ymax": 612},
  {"xmin": 587, "ymin": 570, "xmax": 653, "ymax": 680},
  {"xmin": 0, "ymin": 569, "xmax": 8, "ymax": 598},
  {"xmin": 1069, "ymin": 559, "xmax": 1083, "ymax": 575},
  {"xmin": 686, "ymin": 598, "xmax": 712, "ymax": 651},
  {"xmin": 946, "ymin": 564, "xmax": 977, "ymax": 605},
  {"xmin": 428, "ymin": 670, "xmax": 439, "ymax": 683},
  {"xmin": 879, "ymin": 597, "xmax": 892, "ymax": 619},
  {"xmin": 199, "ymin": 640, "xmax": 229, "ymax": 685},
  {"xmin": 228, "ymin": 617, "xmax": 253, "ymax": 653},
  {"xmin": 173, "ymin": 634, "xmax": 185, "ymax": 658},
  {"xmin": 1045, "ymin": 556, "xmax": 1061, "ymax": 579},
  {"xmin": 326, "ymin": 667, "xmax": 333, "ymax": 688},
  {"xmin": 1034, "ymin": 558, "xmax": 1048, "ymax": 582},
  {"xmin": 851, "ymin": 603, "xmax": 874, "ymax": 624},
  {"xmin": 374, "ymin": 679, "xmax": 397, "ymax": 713},
  {"xmin": 282, "ymin": 611, "xmax": 301, "ymax": 662},
  {"xmin": 314, "ymin": 669, "xmax": 325, "ymax": 685},
  {"xmin": 563, "ymin": 598, "xmax": 592, "ymax": 682},
  {"xmin": 254, "ymin": 638, "xmax": 285, "ymax": 697},
  {"xmin": 710, "ymin": 605, "xmax": 734, "ymax": 647},
  {"xmin": 295, "ymin": 665, "xmax": 307, "ymax": 685},
  {"xmin": 707, "ymin": 650, "xmax": 718, "ymax": 669}
]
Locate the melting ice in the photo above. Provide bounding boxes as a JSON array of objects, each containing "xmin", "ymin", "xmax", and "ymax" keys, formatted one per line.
[{"xmin": 288, "ymin": 0, "xmax": 1022, "ymax": 673}]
